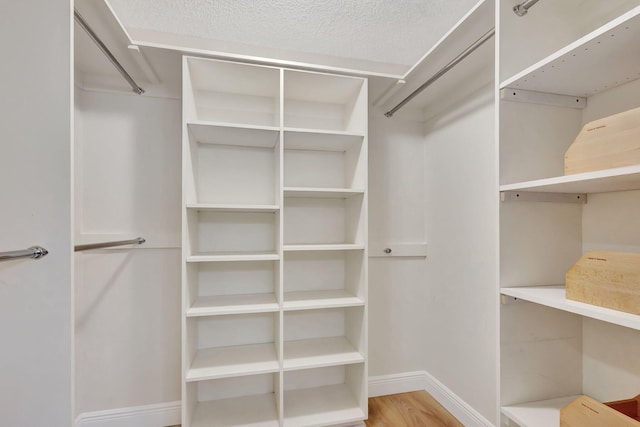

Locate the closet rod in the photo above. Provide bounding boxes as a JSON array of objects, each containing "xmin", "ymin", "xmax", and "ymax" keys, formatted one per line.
[
  {"xmin": 75, "ymin": 237, "xmax": 146, "ymax": 252},
  {"xmin": 0, "ymin": 246, "xmax": 48, "ymax": 263},
  {"xmin": 384, "ymin": 27, "xmax": 495, "ymax": 118},
  {"xmin": 513, "ymin": 0, "xmax": 540, "ymax": 17},
  {"xmin": 74, "ymin": 9, "xmax": 145, "ymax": 95}
]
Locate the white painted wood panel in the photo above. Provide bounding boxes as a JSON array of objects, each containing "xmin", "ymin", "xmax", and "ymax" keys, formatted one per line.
[{"xmin": 0, "ymin": 2, "xmax": 72, "ymax": 424}]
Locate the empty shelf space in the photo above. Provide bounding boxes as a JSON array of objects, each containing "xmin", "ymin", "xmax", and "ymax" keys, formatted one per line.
[
  {"xmin": 192, "ymin": 393, "xmax": 279, "ymax": 427},
  {"xmin": 283, "ymin": 384, "xmax": 365, "ymax": 427},
  {"xmin": 501, "ymin": 395, "xmax": 580, "ymax": 427},
  {"xmin": 283, "ymin": 290, "xmax": 364, "ymax": 311},
  {"xmin": 187, "ymin": 203, "xmax": 279, "ymax": 213},
  {"xmin": 501, "ymin": 286, "xmax": 640, "ymax": 331},
  {"xmin": 284, "ymin": 187, "xmax": 365, "ymax": 198},
  {"xmin": 187, "ymin": 252, "xmax": 280, "ymax": 263},
  {"xmin": 187, "ymin": 121, "xmax": 280, "ymax": 148},
  {"xmin": 283, "ymin": 129, "xmax": 364, "ymax": 151},
  {"xmin": 501, "ymin": 6, "xmax": 640, "ymax": 97},
  {"xmin": 187, "ymin": 294, "xmax": 279, "ymax": 317},
  {"xmin": 284, "ymin": 244, "xmax": 365, "ymax": 252},
  {"xmin": 186, "ymin": 343, "xmax": 279, "ymax": 382},
  {"xmin": 283, "ymin": 336, "xmax": 363, "ymax": 371},
  {"xmin": 499, "ymin": 165, "xmax": 640, "ymax": 194}
]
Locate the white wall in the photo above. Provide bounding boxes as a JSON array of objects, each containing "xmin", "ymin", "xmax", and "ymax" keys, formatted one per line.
[
  {"xmin": 74, "ymin": 89, "xmax": 181, "ymax": 415},
  {"xmin": 368, "ymin": 113, "xmax": 428, "ymax": 373},
  {"xmin": 422, "ymin": 83, "xmax": 498, "ymax": 424},
  {"xmin": 0, "ymin": 1, "xmax": 73, "ymax": 425}
]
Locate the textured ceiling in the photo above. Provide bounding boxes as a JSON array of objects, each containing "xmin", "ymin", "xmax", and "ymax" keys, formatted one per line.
[{"xmin": 108, "ymin": 0, "xmax": 480, "ymax": 67}]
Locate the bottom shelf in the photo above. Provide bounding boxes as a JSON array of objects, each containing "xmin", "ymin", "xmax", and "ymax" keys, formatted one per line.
[
  {"xmin": 283, "ymin": 384, "xmax": 365, "ymax": 427},
  {"xmin": 192, "ymin": 393, "xmax": 279, "ymax": 427},
  {"xmin": 501, "ymin": 395, "xmax": 580, "ymax": 427}
]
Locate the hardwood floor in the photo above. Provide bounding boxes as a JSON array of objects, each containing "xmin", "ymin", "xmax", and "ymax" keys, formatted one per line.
[
  {"xmin": 174, "ymin": 390, "xmax": 462, "ymax": 427},
  {"xmin": 366, "ymin": 391, "xmax": 464, "ymax": 427}
]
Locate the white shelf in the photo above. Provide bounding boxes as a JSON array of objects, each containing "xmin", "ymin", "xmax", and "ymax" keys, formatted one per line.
[
  {"xmin": 283, "ymin": 290, "xmax": 364, "ymax": 311},
  {"xmin": 284, "ymin": 244, "xmax": 365, "ymax": 252},
  {"xmin": 187, "ymin": 251, "xmax": 280, "ymax": 262},
  {"xmin": 283, "ymin": 383, "xmax": 365, "ymax": 427},
  {"xmin": 283, "ymin": 129, "xmax": 364, "ymax": 152},
  {"xmin": 284, "ymin": 187, "xmax": 364, "ymax": 198},
  {"xmin": 187, "ymin": 294, "xmax": 279, "ymax": 317},
  {"xmin": 187, "ymin": 203, "xmax": 279, "ymax": 212},
  {"xmin": 186, "ymin": 343, "xmax": 279, "ymax": 382},
  {"xmin": 501, "ymin": 395, "xmax": 580, "ymax": 427},
  {"xmin": 192, "ymin": 393, "xmax": 279, "ymax": 427},
  {"xmin": 501, "ymin": 286, "xmax": 640, "ymax": 331},
  {"xmin": 500, "ymin": 165, "xmax": 640, "ymax": 194},
  {"xmin": 187, "ymin": 121, "xmax": 280, "ymax": 148},
  {"xmin": 500, "ymin": 6, "xmax": 640, "ymax": 97},
  {"xmin": 283, "ymin": 337, "xmax": 364, "ymax": 371}
]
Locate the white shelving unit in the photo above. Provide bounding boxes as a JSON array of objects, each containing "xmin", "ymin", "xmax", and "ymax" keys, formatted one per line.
[
  {"xmin": 182, "ymin": 56, "xmax": 367, "ymax": 426},
  {"xmin": 499, "ymin": 1, "xmax": 640, "ymax": 426}
]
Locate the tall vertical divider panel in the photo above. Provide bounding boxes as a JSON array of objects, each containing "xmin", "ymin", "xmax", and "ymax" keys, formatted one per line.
[{"xmin": 182, "ymin": 56, "xmax": 368, "ymax": 427}]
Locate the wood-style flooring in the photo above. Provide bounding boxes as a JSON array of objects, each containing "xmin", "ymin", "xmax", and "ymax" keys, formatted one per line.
[
  {"xmin": 366, "ymin": 391, "xmax": 464, "ymax": 427},
  {"xmin": 174, "ymin": 390, "xmax": 462, "ymax": 427}
]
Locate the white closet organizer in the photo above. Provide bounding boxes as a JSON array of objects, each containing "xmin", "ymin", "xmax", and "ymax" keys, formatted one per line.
[
  {"xmin": 499, "ymin": 2, "xmax": 640, "ymax": 426},
  {"xmin": 182, "ymin": 56, "xmax": 368, "ymax": 427}
]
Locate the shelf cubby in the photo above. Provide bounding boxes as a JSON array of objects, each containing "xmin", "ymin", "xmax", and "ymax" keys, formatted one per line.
[
  {"xmin": 283, "ymin": 195, "xmax": 365, "ymax": 246},
  {"xmin": 185, "ymin": 261, "xmax": 280, "ymax": 317},
  {"xmin": 283, "ymin": 307, "xmax": 365, "ymax": 371},
  {"xmin": 283, "ymin": 364, "xmax": 366, "ymax": 427},
  {"xmin": 185, "ymin": 123, "xmax": 279, "ymax": 206},
  {"xmin": 186, "ymin": 210, "xmax": 278, "ymax": 258},
  {"xmin": 283, "ymin": 130, "xmax": 365, "ymax": 190},
  {"xmin": 186, "ymin": 373, "xmax": 280, "ymax": 427},
  {"xmin": 186, "ymin": 313, "xmax": 279, "ymax": 382},
  {"xmin": 283, "ymin": 251, "xmax": 364, "ymax": 311},
  {"xmin": 184, "ymin": 57, "xmax": 280, "ymax": 127},
  {"xmin": 283, "ymin": 70, "xmax": 367, "ymax": 133}
]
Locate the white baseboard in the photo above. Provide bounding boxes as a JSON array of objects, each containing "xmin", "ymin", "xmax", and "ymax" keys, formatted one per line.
[
  {"xmin": 75, "ymin": 371, "xmax": 493, "ymax": 427},
  {"xmin": 75, "ymin": 401, "xmax": 181, "ymax": 427},
  {"xmin": 368, "ymin": 371, "xmax": 428, "ymax": 397},
  {"xmin": 422, "ymin": 370, "xmax": 494, "ymax": 427}
]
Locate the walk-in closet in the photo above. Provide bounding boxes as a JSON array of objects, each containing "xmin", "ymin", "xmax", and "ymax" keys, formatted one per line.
[{"xmin": 1, "ymin": 0, "xmax": 639, "ymax": 426}]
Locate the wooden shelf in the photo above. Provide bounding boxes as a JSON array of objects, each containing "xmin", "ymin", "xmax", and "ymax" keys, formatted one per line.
[
  {"xmin": 187, "ymin": 294, "xmax": 279, "ymax": 317},
  {"xmin": 283, "ymin": 187, "xmax": 364, "ymax": 198},
  {"xmin": 283, "ymin": 337, "xmax": 363, "ymax": 371},
  {"xmin": 501, "ymin": 395, "xmax": 580, "ymax": 427},
  {"xmin": 186, "ymin": 343, "xmax": 279, "ymax": 382},
  {"xmin": 284, "ymin": 244, "xmax": 364, "ymax": 252},
  {"xmin": 283, "ymin": 290, "xmax": 364, "ymax": 311},
  {"xmin": 187, "ymin": 203, "xmax": 279, "ymax": 212},
  {"xmin": 187, "ymin": 121, "xmax": 280, "ymax": 148},
  {"xmin": 192, "ymin": 393, "xmax": 279, "ymax": 427},
  {"xmin": 501, "ymin": 6, "xmax": 640, "ymax": 97},
  {"xmin": 501, "ymin": 286, "xmax": 640, "ymax": 331},
  {"xmin": 500, "ymin": 165, "xmax": 640, "ymax": 194},
  {"xmin": 283, "ymin": 383, "xmax": 365, "ymax": 427},
  {"xmin": 187, "ymin": 251, "xmax": 280, "ymax": 262}
]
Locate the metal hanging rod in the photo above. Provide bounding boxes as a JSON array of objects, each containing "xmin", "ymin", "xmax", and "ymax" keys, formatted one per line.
[
  {"xmin": 74, "ymin": 9, "xmax": 145, "ymax": 95},
  {"xmin": 75, "ymin": 237, "xmax": 146, "ymax": 252},
  {"xmin": 0, "ymin": 246, "xmax": 49, "ymax": 263},
  {"xmin": 385, "ymin": 27, "xmax": 495, "ymax": 118},
  {"xmin": 513, "ymin": 0, "xmax": 540, "ymax": 17}
]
